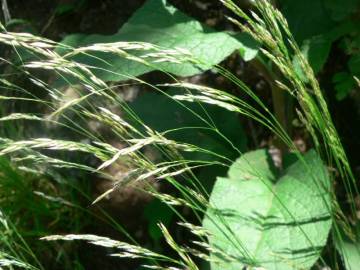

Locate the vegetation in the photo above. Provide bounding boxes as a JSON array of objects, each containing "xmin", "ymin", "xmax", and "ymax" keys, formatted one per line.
[{"xmin": 0, "ymin": 0, "xmax": 360, "ymax": 269}]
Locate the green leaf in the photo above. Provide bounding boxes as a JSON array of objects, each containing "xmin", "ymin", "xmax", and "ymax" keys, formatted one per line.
[
  {"xmin": 203, "ymin": 149, "xmax": 332, "ymax": 270},
  {"xmin": 56, "ymin": 0, "xmax": 258, "ymax": 84},
  {"xmin": 55, "ymin": 0, "xmax": 87, "ymax": 16},
  {"xmin": 338, "ymin": 242, "xmax": 360, "ymax": 270},
  {"xmin": 332, "ymin": 72, "xmax": 355, "ymax": 100},
  {"xmin": 335, "ymin": 224, "xmax": 360, "ymax": 270},
  {"xmin": 55, "ymin": 3, "xmax": 77, "ymax": 16},
  {"xmin": 292, "ymin": 21, "xmax": 359, "ymax": 80},
  {"xmin": 303, "ymin": 36, "xmax": 332, "ymax": 74},
  {"xmin": 237, "ymin": 33, "xmax": 260, "ymax": 62},
  {"xmin": 349, "ymin": 53, "xmax": 360, "ymax": 75},
  {"xmin": 279, "ymin": 0, "xmax": 336, "ymax": 43},
  {"xmin": 143, "ymin": 199, "xmax": 174, "ymax": 243},
  {"xmin": 293, "ymin": 35, "xmax": 332, "ymax": 81},
  {"xmin": 324, "ymin": 0, "xmax": 360, "ymax": 21},
  {"xmin": 281, "ymin": 0, "xmax": 360, "ymax": 78},
  {"xmin": 127, "ymin": 89, "xmax": 247, "ymax": 162}
]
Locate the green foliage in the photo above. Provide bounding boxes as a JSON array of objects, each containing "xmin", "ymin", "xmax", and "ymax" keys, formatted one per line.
[
  {"xmin": 55, "ymin": 0, "xmax": 258, "ymax": 84},
  {"xmin": 203, "ymin": 149, "xmax": 332, "ymax": 270},
  {"xmin": 332, "ymin": 28, "xmax": 360, "ymax": 99},
  {"xmin": 332, "ymin": 71, "xmax": 356, "ymax": 100},
  {"xmin": 143, "ymin": 199, "xmax": 174, "ymax": 243},
  {"xmin": 325, "ymin": 0, "xmax": 360, "ymax": 21},
  {"xmin": 1, "ymin": 0, "xmax": 360, "ymax": 269},
  {"xmin": 55, "ymin": 0, "xmax": 87, "ymax": 16},
  {"xmin": 281, "ymin": 0, "xmax": 360, "ymax": 100},
  {"xmin": 293, "ymin": 22, "xmax": 356, "ymax": 82},
  {"xmin": 128, "ymin": 90, "xmax": 247, "ymax": 162},
  {"xmin": 295, "ymin": 36, "xmax": 332, "ymax": 75},
  {"xmin": 0, "ymin": 156, "xmax": 90, "ymax": 269},
  {"xmin": 335, "ymin": 224, "xmax": 360, "ymax": 270},
  {"xmin": 280, "ymin": 0, "xmax": 337, "ymax": 42},
  {"xmin": 0, "ymin": 157, "xmax": 44, "ymax": 269}
]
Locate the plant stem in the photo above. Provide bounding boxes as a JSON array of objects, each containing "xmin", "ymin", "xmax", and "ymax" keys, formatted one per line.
[
  {"xmin": 1, "ymin": 0, "xmax": 11, "ymax": 24},
  {"xmin": 251, "ymin": 58, "xmax": 289, "ymax": 154}
]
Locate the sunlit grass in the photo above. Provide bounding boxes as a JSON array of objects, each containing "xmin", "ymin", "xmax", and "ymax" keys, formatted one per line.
[{"xmin": 0, "ymin": 0, "xmax": 358, "ymax": 269}]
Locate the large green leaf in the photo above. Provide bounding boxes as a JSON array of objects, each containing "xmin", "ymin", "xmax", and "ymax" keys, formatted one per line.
[
  {"xmin": 203, "ymin": 149, "xmax": 332, "ymax": 270},
  {"xmin": 279, "ymin": 0, "xmax": 336, "ymax": 43},
  {"xmin": 335, "ymin": 224, "xmax": 360, "ymax": 270},
  {"xmin": 56, "ymin": 0, "xmax": 258, "ymax": 83},
  {"xmin": 339, "ymin": 242, "xmax": 360, "ymax": 270},
  {"xmin": 324, "ymin": 0, "xmax": 360, "ymax": 21},
  {"xmin": 143, "ymin": 198, "xmax": 174, "ymax": 243},
  {"xmin": 127, "ymin": 89, "xmax": 247, "ymax": 162}
]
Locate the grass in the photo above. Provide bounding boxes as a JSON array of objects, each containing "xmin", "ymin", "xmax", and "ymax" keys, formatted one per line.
[{"xmin": 0, "ymin": 0, "xmax": 359, "ymax": 269}]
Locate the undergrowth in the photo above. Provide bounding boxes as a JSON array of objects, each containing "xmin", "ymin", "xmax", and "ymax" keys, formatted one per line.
[{"xmin": 0, "ymin": 0, "xmax": 359, "ymax": 269}]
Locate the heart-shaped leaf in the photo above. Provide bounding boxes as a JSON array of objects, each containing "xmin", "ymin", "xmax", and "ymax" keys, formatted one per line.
[{"xmin": 203, "ymin": 149, "xmax": 332, "ymax": 270}]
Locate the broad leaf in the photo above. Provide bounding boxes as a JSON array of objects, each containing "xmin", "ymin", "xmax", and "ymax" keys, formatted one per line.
[
  {"xmin": 335, "ymin": 224, "xmax": 360, "ymax": 270},
  {"xmin": 143, "ymin": 198, "xmax": 174, "ymax": 243},
  {"xmin": 56, "ymin": 0, "xmax": 258, "ymax": 83},
  {"xmin": 338, "ymin": 242, "xmax": 360, "ymax": 270},
  {"xmin": 279, "ymin": 0, "xmax": 336, "ymax": 43},
  {"xmin": 324, "ymin": 0, "xmax": 360, "ymax": 21},
  {"xmin": 127, "ymin": 90, "xmax": 247, "ymax": 162},
  {"xmin": 203, "ymin": 149, "xmax": 332, "ymax": 270}
]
